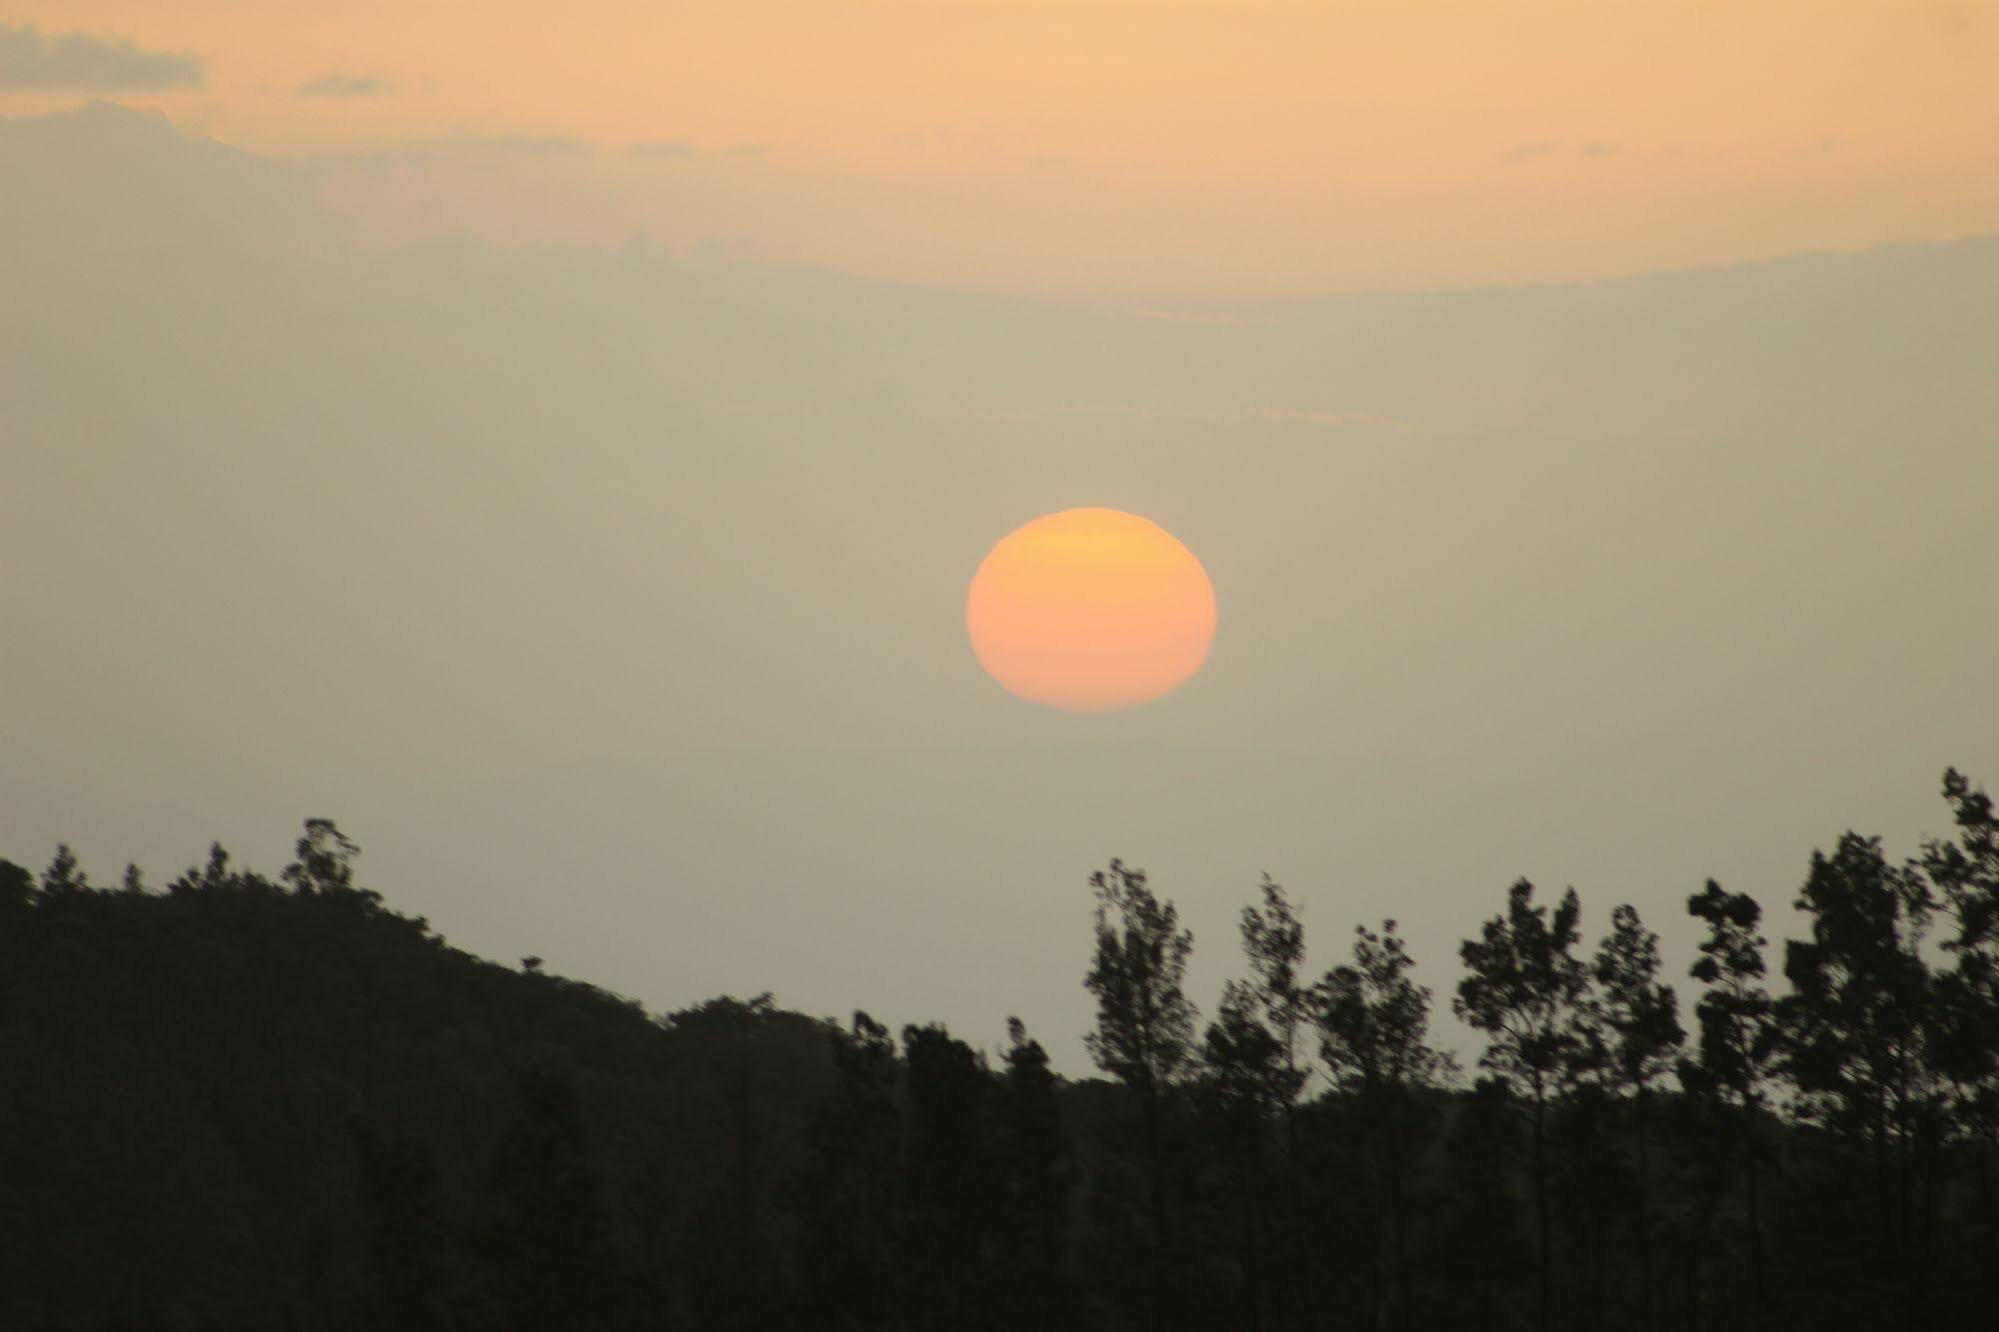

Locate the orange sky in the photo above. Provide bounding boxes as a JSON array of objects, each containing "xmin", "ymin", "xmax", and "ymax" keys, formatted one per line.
[{"xmin": 8, "ymin": 1, "xmax": 1997, "ymax": 294}]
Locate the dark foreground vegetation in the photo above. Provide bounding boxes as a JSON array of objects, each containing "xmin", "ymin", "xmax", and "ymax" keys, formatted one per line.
[{"xmin": 3, "ymin": 771, "xmax": 1997, "ymax": 1332}]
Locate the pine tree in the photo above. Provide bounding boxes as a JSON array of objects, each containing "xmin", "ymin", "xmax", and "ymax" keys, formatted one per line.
[
  {"xmin": 993, "ymin": 1017, "xmax": 1075, "ymax": 1328},
  {"xmin": 0, "ymin": 858, "xmax": 32, "ymax": 913},
  {"xmin": 901, "ymin": 1021, "xmax": 994, "ymax": 1326},
  {"xmin": 1455, "ymin": 879, "xmax": 1593, "ymax": 1331},
  {"xmin": 1783, "ymin": 834, "xmax": 1946, "ymax": 1328},
  {"xmin": 1084, "ymin": 858, "xmax": 1198, "ymax": 1332},
  {"xmin": 39, "ymin": 844, "xmax": 89, "ymax": 899},
  {"xmin": 1213, "ymin": 875, "xmax": 1311, "ymax": 1330},
  {"xmin": 1591, "ymin": 903, "xmax": 1683, "ymax": 1330},
  {"xmin": 1239, "ymin": 875, "xmax": 1309, "ymax": 1153},
  {"xmin": 791, "ymin": 1011, "xmax": 903, "ymax": 1328},
  {"xmin": 1685, "ymin": 879, "xmax": 1780, "ymax": 1318},
  {"xmin": 1200, "ymin": 980, "xmax": 1287, "ymax": 1331},
  {"xmin": 1315, "ymin": 919, "xmax": 1451, "ymax": 1332},
  {"xmin": 1925, "ymin": 770, "xmax": 1999, "ymax": 1127}
]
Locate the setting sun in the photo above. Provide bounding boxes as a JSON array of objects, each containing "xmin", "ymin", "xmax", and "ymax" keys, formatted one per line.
[{"xmin": 966, "ymin": 508, "xmax": 1217, "ymax": 713}]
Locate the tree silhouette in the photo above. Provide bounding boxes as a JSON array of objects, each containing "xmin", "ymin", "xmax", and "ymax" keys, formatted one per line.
[
  {"xmin": 350, "ymin": 1119, "xmax": 441, "ymax": 1332},
  {"xmin": 1684, "ymin": 878, "xmax": 1781, "ymax": 1319},
  {"xmin": 0, "ymin": 857, "xmax": 31, "ymax": 913},
  {"xmin": 1922, "ymin": 768, "xmax": 1999, "ymax": 1319},
  {"xmin": 1314, "ymin": 919, "xmax": 1451, "ymax": 1332},
  {"xmin": 1591, "ymin": 903, "xmax": 1683, "ymax": 1330},
  {"xmin": 1199, "ymin": 979, "xmax": 1287, "ymax": 1331},
  {"xmin": 901, "ymin": 1021, "xmax": 996, "ymax": 1326},
  {"xmin": 1783, "ymin": 833, "xmax": 1946, "ymax": 1328},
  {"xmin": 282, "ymin": 818, "xmax": 376, "ymax": 905},
  {"xmin": 8, "ymin": 783, "xmax": 1999, "ymax": 1332},
  {"xmin": 1435, "ymin": 1075, "xmax": 1528, "ymax": 1332},
  {"xmin": 1239, "ymin": 875, "xmax": 1309, "ymax": 1149},
  {"xmin": 1455, "ymin": 879, "xmax": 1593, "ymax": 1331},
  {"xmin": 791, "ymin": 1011, "xmax": 902, "ymax": 1327},
  {"xmin": 993, "ymin": 1016, "xmax": 1076, "ymax": 1327},
  {"xmin": 39, "ymin": 844, "xmax": 89, "ymax": 899},
  {"xmin": 1084, "ymin": 858, "xmax": 1198, "ymax": 1332},
  {"xmin": 488, "ymin": 1068, "xmax": 610, "ymax": 1331}
]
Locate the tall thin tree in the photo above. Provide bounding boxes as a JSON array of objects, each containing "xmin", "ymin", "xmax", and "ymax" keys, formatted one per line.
[
  {"xmin": 1592, "ymin": 903, "xmax": 1683, "ymax": 1331},
  {"xmin": 1316, "ymin": 919, "xmax": 1451, "ymax": 1332},
  {"xmin": 1084, "ymin": 858, "xmax": 1198, "ymax": 1332},
  {"xmin": 1685, "ymin": 879, "xmax": 1781, "ymax": 1318},
  {"xmin": 1455, "ymin": 879, "xmax": 1593, "ymax": 1332}
]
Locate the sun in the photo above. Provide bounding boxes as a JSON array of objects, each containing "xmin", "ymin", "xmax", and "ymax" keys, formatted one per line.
[{"xmin": 966, "ymin": 507, "xmax": 1217, "ymax": 712}]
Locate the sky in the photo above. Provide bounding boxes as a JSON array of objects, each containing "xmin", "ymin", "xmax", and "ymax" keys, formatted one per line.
[
  {"xmin": 3, "ymin": 2, "xmax": 1997, "ymax": 294},
  {"xmin": 2, "ymin": 4, "xmax": 1997, "ymax": 1074}
]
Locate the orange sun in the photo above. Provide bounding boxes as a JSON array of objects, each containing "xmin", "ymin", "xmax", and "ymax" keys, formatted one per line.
[{"xmin": 966, "ymin": 507, "xmax": 1217, "ymax": 712}]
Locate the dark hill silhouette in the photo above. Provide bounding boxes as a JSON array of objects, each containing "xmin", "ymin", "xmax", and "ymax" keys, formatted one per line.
[
  {"xmin": 6, "ymin": 773, "xmax": 1999, "ymax": 1332},
  {"xmin": 0, "ymin": 832, "xmax": 838, "ymax": 1331}
]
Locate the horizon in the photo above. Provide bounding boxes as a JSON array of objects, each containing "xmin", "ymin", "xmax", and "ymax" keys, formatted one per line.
[
  {"xmin": 4, "ymin": 11, "xmax": 1996, "ymax": 1081},
  {"xmin": 7, "ymin": 11, "xmax": 1999, "ymax": 1328}
]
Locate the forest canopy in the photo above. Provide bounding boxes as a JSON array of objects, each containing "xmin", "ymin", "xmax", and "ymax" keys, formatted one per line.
[{"xmin": 3, "ymin": 773, "xmax": 1996, "ymax": 1331}]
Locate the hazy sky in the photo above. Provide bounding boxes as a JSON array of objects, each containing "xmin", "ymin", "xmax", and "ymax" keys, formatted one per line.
[
  {"xmin": 4, "ymin": 2, "xmax": 1997, "ymax": 294},
  {"xmin": 3, "ymin": 6, "xmax": 1996, "ymax": 1074}
]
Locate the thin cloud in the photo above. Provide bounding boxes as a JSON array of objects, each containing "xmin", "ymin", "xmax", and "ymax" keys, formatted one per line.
[
  {"xmin": 1497, "ymin": 138, "xmax": 1621, "ymax": 166},
  {"xmin": 303, "ymin": 133, "xmax": 593, "ymax": 169},
  {"xmin": 1497, "ymin": 139, "xmax": 1562, "ymax": 165},
  {"xmin": 0, "ymin": 23, "xmax": 203, "ymax": 90},
  {"xmin": 464, "ymin": 133, "xmax": 589, "ymax": 157},
  {"xmin": 297, "ymin": 73, "xmax": 392, "ymax": 98},
  {"xmin": 629, "ymin": 138, "xmax": 698, "ymax": 158},
  {"xmin": 627, "ymin": 138, "xmax": 769, "ymax": 160}
]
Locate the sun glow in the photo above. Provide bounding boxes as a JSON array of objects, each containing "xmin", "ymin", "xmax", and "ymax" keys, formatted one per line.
[{"xmin": 966, "ymin": 508, "xmax": 1216, "ymax": 712}]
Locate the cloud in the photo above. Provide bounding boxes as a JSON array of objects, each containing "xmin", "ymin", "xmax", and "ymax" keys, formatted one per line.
[
  {"xmin": 1497, "ymin": 139, "xmax": 1561, "ymax": 165},
  {"xmin": 297, "ymin": 73, "xmax": 392, "ymax": 98},
  {"xmin": 629, "ymin": 138, "xmax": 698, "ymax": 158},
  {"xmin": 462, "ymin": 133, "xmax": 589, "ymax": 157},
  {"xmin": 303, "ymin": 133, "xmax": 592, "ymax": 170},
  {"xmin": 1497, "ymin": 138, "xmax": 1621, "ymax": 166},
  {"xmin": 0, "ymin": 23, "xmax": 202, "ymax": 90},
  {"xmin": 627, "ymin": 138, "xmax": 768, "ymax": 160}
]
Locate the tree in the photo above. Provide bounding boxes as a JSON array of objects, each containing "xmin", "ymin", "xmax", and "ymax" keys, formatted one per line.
[
  {"xmin": 1684, "ymin": 879, "xmax": 1781, "ymax": 1316},
  {"xmin": 1239, "ymin": 875, "xmax": 1309, "ymax": 1151},
  {"xmin": 1782, "ymin": 834, "xmax": 1945, "ymax": 1327},
  {"xmin": 282, "ymin": 818, "xmax": 375, "ymax": 904},
  {"xmin": 1083, "ymin": 858, "xmax": 1198, "ymax": 1331},
  {"xmin": 1924, "ymin": 770, "xmax": 1999, "ymax": 1126},
  {"xmin": 1434, "ymin": 1076, "xmax": 1529, "ymax": 1332},
  {"xmin": 488, "ymin": 1069, "xmax": 610, "ymax": 1332},
  {"xmin": 350, "ymin": 1119, "xmax": 441, "ymax": 1332},
  {"xmin": 791, "ymin": 1011, "xmax": 903, "ymax": 1327},
  {"xmin": 0, "ymin": 857, "xmax": 32, "ymax": 913},
  {"xmin": 993, "ymin": 1017, "xmax": 1075, "ymax": 1327},
  {"xmin": 1210, "ymin": 875, "xmax": 1311, "ymax": 1331},
  {"xmin": 1921, "ymin": 769, "xmax": 1999, "ymax": 1316},
  {"xmin": 901, "ymin": 1022, "xmax": 995, "ymax": 1326},
  {"xmin": 1455, "ymin": 879, "xmax": 1593, "ymax": 1330},
  {"xmin": 1591, "ymin": 903, "xmax": 1683, "ymax": 1330},
  {"xmin": 1926, "ymin": 768, "xmax": 1999, "ymax": 955},
  {"xmin": 1199, "ymin": 980, "xmax": 1288, "ymax": 1331},
  {"xmin": 39, "ymin": 844, "xmax": 89, "ymax": 899},
  {"xmin": 1315, "ymin": 919, "xmax": 1452, "ymax": 1332}
]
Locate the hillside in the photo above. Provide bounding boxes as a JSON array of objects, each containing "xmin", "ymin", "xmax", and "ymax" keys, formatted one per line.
[
  {"xmin": 7, "ymin": 776, "xmax": 1999, "ymax": 1331},
  {"xmin": 0, "ymin": 832, "xmax": 842, "ymax": 1331}
]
